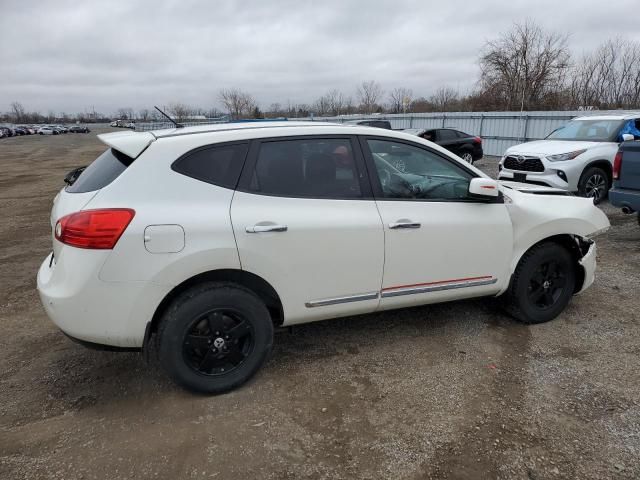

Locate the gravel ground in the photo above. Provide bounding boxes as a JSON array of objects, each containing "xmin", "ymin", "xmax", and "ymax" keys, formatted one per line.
[{"xmin": 0, "ymin": 128, "xmax": 639, "ymax": 479}]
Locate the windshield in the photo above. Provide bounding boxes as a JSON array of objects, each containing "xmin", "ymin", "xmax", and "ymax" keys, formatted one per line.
[{"xmin": 546, "ymin": 119, "xmax": 624, "ymax": 142}]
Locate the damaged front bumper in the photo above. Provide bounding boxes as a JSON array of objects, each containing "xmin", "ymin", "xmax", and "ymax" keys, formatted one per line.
[{"xmin": 575, "ymin": 241, "xmax": 597, "ymax": 295}]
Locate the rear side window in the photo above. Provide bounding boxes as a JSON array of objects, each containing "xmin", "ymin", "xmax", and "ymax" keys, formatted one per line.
[
  {"xmin": 249, "ymin": 138, "xmax": 362, "ymax": 198},
  {"xmin": 66, "ymin": 148, "xmax": 134, "ymax": 193},
  {"xmin": 172, "ymin": 143, "xmax": 248, "ymax": 188}
]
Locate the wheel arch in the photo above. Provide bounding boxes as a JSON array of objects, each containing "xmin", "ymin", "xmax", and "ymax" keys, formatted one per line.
[
  {"xmin": 581, "ymin": 160, "xmax": 613, "ymax": 187},
  {"xmin": 146, "ymin": 269, "xmax": 284, "ymax": 347},
  {"xmin": 508, "ymin": 234, "xmax": 589, "ymax": 295}
]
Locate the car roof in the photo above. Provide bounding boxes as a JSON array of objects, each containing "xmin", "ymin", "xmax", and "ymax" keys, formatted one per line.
[
  {"xmin": 149, "ymin": 121, "xmax": 337, "ymax": 138},
  {"xmin": 573, "ymin": 112, "xmax": 640, "ymax": 121},
  {"xmin": 97, "ymin": 121, "xmax": 451, "ymax": 159}
]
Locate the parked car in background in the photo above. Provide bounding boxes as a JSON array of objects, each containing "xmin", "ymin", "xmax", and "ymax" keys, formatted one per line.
[
  {"xmin": 69, "ymin": 125, "xmax": 91, "ymax": 133},
  {"xmin": 0, "ymin": 129, "xmax": 4, "ymax": 139},
  {"xmin": 38, "ymin": 126, "xmax": 58, "ymax": 135},
  {"xmin": 610, "ymin": 140, "xmax": 640, "ymax": 225},
  {"xmin": 13, "ymin": 127, "xmax": 27, "ymax": 136},
  {"xmin": 498, "ymin": 113, "xmax": 640, "ymax": 203},
  {"xmin": 405, "ymin": 128, "xmax": 483, "ymax": 164},
  {"xmin": 38, "ymin": 122, "xmax": 609, "ymax": 394},
  {"xmin": 348, "ymin": 119, "xmax": 392, "ymax": 130},
  {"xmin": 1, "ymin": 127, "xmax": 14, "ymax": 137}
]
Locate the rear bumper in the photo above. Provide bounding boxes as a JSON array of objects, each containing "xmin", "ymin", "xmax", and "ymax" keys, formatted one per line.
[
  {"xmin": 37, "ymin": 251, "xmax": 167, "ymax": 348},
  {"xmin": 609, "ymin": 187, "xmax": 640, "ymax": 211}
]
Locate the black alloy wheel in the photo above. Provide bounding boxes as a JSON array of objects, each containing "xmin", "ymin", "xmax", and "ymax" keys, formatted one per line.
[
  {"xmin": 526, "ymin": 260, "xmax": 567, "ymax": 309},
  {"xmin": 182, "ymin": 308, "xmax": 254, "ymax": 376},
  {"xmin": 503, "ymin": 242, "xmax": 576, "ymax": 324}
]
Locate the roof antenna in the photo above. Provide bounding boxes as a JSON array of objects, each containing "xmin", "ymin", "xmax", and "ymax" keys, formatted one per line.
[{"xmin": 154, "ymin": 105, "xmax": 183, "ymax": 128}]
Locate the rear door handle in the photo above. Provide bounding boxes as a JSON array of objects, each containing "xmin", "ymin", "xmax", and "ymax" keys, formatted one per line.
[
  {"xmin": 389, "ymin": 221, "xmax": 421, "ymax": 229},
  {"xmin": 246, "ymin": 224, "xmax": 288, "ymax": 233}
]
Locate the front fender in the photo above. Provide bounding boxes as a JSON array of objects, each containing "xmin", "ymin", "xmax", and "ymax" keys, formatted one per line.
[{"xmin": 505, "ymin": 190, "xmax": 609, "ymax": 275}]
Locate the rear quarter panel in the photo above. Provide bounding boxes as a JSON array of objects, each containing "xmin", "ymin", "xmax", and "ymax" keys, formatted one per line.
[{"xmin": 88, "ymin": 138, "xmax": 242, "ymax": 286}]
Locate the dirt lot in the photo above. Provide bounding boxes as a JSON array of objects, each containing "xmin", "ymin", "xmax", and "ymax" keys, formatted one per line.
[{"xmin": 1, "ymin": 127, "xmax": 639, "ymax": 479}]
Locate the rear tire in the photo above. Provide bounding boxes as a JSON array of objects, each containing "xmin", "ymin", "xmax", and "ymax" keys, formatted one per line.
[
  {"xmin": 157, "ymin": 282, "xmax": 274, "ymax": 394},
  {"xmin": 460, "ymin": 151, "xmax": 474, "ymax": 164},
  {"xmin": 578, "ymin": 166, "xmax": 609, "ymax": 204},
  {"xmin": 503, "ymin": 242, "xmax": 576, "ymax": 324}
]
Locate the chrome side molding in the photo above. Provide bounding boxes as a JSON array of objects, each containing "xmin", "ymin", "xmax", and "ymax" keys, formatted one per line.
[
  {"xmin": 305, "ymin": 292, "xmax": 379, "ymax": 308},
  {"xmin": 381, "ymin": 277, "xmax": 497, "ymax": 298}
]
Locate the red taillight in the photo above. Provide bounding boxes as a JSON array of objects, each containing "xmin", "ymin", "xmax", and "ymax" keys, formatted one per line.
[
  {"xmin": 473, "ymin": 136, "xmax": 482, "ymax": 144},
  {"xmin": 613, "ymin": 151, "xmax": 623, "ymax": 180},
  {"xmin": 55, "ymin": 208, "xmax": 135, "ymax": 249}
]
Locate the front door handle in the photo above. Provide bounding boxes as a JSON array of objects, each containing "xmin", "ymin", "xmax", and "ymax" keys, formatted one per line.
[
  {"xmin": 389, "ymin": 221, "xmax": 421, "ymax": 229},
  {"xmin": 246, "ymin": 224, "xmax": 288, "ymax": 233}
]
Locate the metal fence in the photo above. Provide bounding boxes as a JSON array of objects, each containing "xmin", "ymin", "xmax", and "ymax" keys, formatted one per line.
[
  {"xmin": 297, "ymin": 110, "xmax": 639, "ymax": 156},
  {"xmin": 133, "ymin": 110, "xmax": 637, "ymax": 156}
]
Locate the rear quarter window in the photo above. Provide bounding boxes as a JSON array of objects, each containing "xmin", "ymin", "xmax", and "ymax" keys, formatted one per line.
[
  {"xmin": 66, "ymin": 148, "xmax": 134, "ymax": 193},
  {"xmin": 171, "ymin": 143, "xmax": 248, "ymax": 188}
]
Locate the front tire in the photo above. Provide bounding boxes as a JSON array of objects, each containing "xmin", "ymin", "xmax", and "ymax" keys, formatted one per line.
[
  {"xmin": 157, "ymin": 282, "xmax": 274, "ymax": 394},
  {"xmin": 503, "ymin": 242, "xmax": 576, "ymax": 324},
  {"xmin": 578, "ymin": 166, "xmax": 609, "ymax": 204}
]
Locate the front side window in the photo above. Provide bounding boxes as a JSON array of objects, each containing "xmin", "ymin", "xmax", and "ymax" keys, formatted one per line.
[
  {"xmin": 438, "ymin": 129, "xmax": 457, "ymax": 141},
  {"xmin": 249, "ymin": 139, "xmax": 361, "ymax": 198},
  {"xmin": 367, "ymin": 139, "xmax": 473, "ymax": 201}
]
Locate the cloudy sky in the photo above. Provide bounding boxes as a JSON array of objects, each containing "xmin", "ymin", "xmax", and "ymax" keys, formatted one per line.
[{"xmin": 2, "ymin": 0, "xmax": 639, "ymax": 115}]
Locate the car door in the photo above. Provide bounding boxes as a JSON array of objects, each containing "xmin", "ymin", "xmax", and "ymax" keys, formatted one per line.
[
  {"xmin": 360, "ymin": 136, "xmax": 513, "ymax": 310},
  {"xmin": 436, "ymin": 129, "xmax": 463, "ymax": 156},
  {"xmin": 231, "ymin": 135, "xmax": 384, "ymax": 325}
]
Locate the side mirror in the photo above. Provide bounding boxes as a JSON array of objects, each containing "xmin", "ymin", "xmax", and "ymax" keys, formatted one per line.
[
  {"xmin": 469, "ymin": 177, "xmax": 499, "ymax": 198},
  {"xmin": 621, "ymin": 133, "xmax": 634, "ymax": 142}
]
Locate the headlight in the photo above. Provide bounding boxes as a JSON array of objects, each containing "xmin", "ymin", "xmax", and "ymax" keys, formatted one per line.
[{"xmin": 547, "ymin": 149, "xmax": 587, "ymax": 162}]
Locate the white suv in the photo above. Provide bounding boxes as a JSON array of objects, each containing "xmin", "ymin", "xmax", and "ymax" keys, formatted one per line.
[
  {"xmin": 498, "ymin": 113, "xmax": 640, "ymax": 203},
  {"xmin": 37, "ymin": 122, "xmax": 609, "ymax": 393}
]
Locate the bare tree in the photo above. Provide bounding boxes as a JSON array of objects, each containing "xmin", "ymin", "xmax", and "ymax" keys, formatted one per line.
[
  {"xmin": 570, "ymin": 38, "xmax": 640, "ymax": 109},
  {"xmin": 313, "ymin": 95, "xmax": 331, "ymax": 116},
  {"xmin": 388, "ymin": 87, "xmax": 413, "ymax": 113},
  {"xmin": 116, "ymin": 108, "xmax": 134, "ymax": 120},
  {"xmin": 167, "ymin": 103, "xmax": 192, "ymax": 122},
  {"xmin": 325, "ymin": 89, "xmax": 347, "ymax": 116},
  {"xmin": 429, "ymin": 87, "xmax": 460, "ymax": 111},
  {"xmin": 357, "ymin": 80, "xmax": 384, "ymax": 114},
  {"xmin": 479, "ymin": 21, "xmax": 570, "ymax": 110},
  {"xmin": 10, "ymin": 102, "xmax": 26, "ymax": 122},
  {"xmin": 139, "ymin": 109, "xmax": 151, "ymax": 122},
  {"xmin": 218, "ymin": 88, "xmax": 257, "ymax": 119}
]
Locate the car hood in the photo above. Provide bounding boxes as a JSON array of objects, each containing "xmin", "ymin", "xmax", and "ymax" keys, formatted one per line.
[{"xmin": 505, "ymin": 140, "xmax": 600, "ymax": 156}]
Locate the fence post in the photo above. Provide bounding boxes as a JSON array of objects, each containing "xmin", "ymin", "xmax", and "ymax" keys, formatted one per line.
[
  {"xmin": 409, "ymin": 115, "xmax": 413, "ymax": 128},
  {"xmin": 442, "ymin": 114, "xmax": 446, "ymax": 127},
  {"xmin": 523, "ymin": 114, "xmax": 530, "ymax": 142},
  {"xmin": 479, "ymin": 114, "xmax": 484, "ymax": 137}
]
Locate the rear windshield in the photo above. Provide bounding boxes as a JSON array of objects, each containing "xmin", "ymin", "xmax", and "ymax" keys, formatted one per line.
[{"xmin": 66, "ymin": 148, "xmax": 134, "ymax": 193}]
